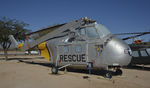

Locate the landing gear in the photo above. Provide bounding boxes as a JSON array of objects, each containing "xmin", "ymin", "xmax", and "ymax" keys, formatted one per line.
[
  {"xmin": 115, "ymin": 69, "xmax": 122, "ymax": 75},
  {"xmin": 104, "ymin": 71, "xmax": 112, "ymax": 79},
  {"xmin": 51, "ymin": 66, "xmax": 58, "ymax": 74}
]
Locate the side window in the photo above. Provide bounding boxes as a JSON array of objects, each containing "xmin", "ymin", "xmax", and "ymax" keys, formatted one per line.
[
  {"xmin": 140, "ymin": 50, "xmax": 148, "ymax": 57},
  {"xmin": 78, "ymin": 28, "xmax": 86, "ymax": 35},
  {"xmin": 75, "ymin": 45, "xmax": 82, "ymax": 53},
  {"xmin": 146, "ymin": 48, "xmax": 150, "ymax": 55},
  {"xmin": 64, "ymin": 46, "xmax": 69, "ymax": 53},
  {"xmin": 86, "ymin": 27, "xmax": 98, "ymax": 38},
  {"xmin": 132, "ymin": 51, "xmax": 139, "ymax": 57}
]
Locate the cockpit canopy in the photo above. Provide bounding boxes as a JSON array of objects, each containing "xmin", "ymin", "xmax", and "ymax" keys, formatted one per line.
[{"xmin": 77, "ymin": 23, "xmax": 111, "ymax": 39}]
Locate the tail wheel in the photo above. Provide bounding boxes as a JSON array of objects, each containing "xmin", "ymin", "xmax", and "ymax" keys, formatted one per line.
[
  {"xmin": 51, "ymin": 66, "xmax": 58, "ymax": 74},
  {"xmin": 115, "ymin": 69, "xmax": 122, "ymax": 75}
]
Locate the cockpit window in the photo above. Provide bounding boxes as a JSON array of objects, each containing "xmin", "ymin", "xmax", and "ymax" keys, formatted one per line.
[
  {"xmin": 96, "ymin": 24, "xmax": 111, "ymax": 37},
  {"xmin": 86, "ymin": 27, "xmax": 98, "ymax": 38}
]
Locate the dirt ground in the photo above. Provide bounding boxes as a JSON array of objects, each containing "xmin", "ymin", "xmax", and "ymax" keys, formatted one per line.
[{"xmin": 0, "ymin": 55, "xmax": 150, "ymax": 88}]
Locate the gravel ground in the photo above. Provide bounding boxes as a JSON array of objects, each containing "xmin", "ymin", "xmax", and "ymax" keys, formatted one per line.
[{"xmin": 0, "ymin": 56, "xmax": 150, "ymax": 88}]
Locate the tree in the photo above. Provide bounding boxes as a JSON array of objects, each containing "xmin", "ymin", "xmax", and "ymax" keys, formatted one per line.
[{"xmin": 0, "ymin": 17, "xmax": 31, "ymax": 60}]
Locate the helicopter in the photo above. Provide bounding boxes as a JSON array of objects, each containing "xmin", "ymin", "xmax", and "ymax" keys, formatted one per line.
[
  {"xmin": 9, "ymin": 17, "xmax": 132, "ymax": 79},
  {"xmin": 115, "ymin": 32, "xmax": 150, "ymax": 65},
  {"xmin": 129, "ymin": 41, "xmax": 150, "ymax": 65}
]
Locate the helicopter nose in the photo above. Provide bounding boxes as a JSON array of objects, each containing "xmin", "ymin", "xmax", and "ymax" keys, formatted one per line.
[{"xmin": 104, "ymin": 36, "xmax": 132, "ymax": 66}]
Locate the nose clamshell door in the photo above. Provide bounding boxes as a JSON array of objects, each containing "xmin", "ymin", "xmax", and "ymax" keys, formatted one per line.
[{"xmin": 103, "ymin": 36, "xmax": 132, "ymax": 66}]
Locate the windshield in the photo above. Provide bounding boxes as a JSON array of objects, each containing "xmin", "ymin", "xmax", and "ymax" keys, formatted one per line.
[
  {"xmin": 95, "ymin": 24, "xmax": 111, "ymax": 37},
  {"xmin": 86, "ymin": 27, "xmax": 99, "ymax": 38}
]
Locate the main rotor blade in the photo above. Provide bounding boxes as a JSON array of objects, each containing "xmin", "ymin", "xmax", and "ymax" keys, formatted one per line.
[
  {"xmin": 115, "ymin": 32, "xmax": 150, "ymax": 35},
  {"xmin": 21, "ymin": 17, "xmax": 96, "ymax": 51},
  {"xmin": 122, "ymin": 32, "xmax": 150, "ymax": 40}
]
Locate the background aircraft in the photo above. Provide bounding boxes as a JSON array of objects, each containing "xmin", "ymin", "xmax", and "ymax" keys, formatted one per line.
[{"xmin": 115, "ymin": 32, "xmax": 150, "ymax": 65}]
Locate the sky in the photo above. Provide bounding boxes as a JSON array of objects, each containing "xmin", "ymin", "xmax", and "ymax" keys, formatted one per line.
[{"xmin": 0, "ymin": 0, "xmax": 150, "ymax": 42}]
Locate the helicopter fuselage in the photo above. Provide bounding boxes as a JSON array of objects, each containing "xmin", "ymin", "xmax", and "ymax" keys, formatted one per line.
[{"xmin": 46, "ymin": 23, "xmax": 132, "ymax": 70}]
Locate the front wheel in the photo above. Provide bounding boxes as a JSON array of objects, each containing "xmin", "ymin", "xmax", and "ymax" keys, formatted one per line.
[
  {"xmin": 104, "ymin": 72, "xmax": 112, "ymax": 79},
  {"xmin": 51, "ymin": 66, "xmax": 58, "ymax": 74}
]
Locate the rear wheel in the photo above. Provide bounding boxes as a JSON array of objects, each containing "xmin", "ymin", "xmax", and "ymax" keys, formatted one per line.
[{"xmin": 51, "ymin": 66, "xmax": 58, "ymax": 74}]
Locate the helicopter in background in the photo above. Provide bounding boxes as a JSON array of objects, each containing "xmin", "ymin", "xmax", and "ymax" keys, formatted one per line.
[
  {"xmin": 115, "ymin": 32, "xmax": 150, "ymax": 65},
  {"xmin": 129, "ymin": 41, "xmax": 150, "ymax": 65}
]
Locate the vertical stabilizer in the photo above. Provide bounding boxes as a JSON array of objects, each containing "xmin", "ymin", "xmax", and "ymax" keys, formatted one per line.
[{"xmin": 8, "ymin": 35, "xmax": 18, "ymax": 48}]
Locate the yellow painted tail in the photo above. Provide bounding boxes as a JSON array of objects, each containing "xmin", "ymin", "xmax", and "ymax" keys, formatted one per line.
[
  {"xmin": 9, "ymin": 35, "xmax": 50, "ymax": 61},
  {"xmin": 38, "ymin": 42, "xmax": 50, "ymax": 61}
]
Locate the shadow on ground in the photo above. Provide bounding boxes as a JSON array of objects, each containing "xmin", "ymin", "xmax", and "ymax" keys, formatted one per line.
[
  {"xmin": 18, "ymin": 59, "xmax": 53, "ymax": 67},
  {"xmin": 17, "ymin": 59, "xmax": 120, "ymax": 77},
  {"xmin": 124, "ymin": 65, "xmax": 150, "ymax": 71},
  {"xmin": 0, "ymin": 56, "xmax": 43, "ymax": 61}
]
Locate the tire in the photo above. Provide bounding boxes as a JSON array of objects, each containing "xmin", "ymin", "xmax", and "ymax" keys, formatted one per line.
[
  {"xmin": 51, "ymin": 67, "xmax": 58, "ymax": 74},
  {"xmin": 104, "ymin": 72, "xmax": 112, "ymax": 79},
  {"xmin": 115, "ymin": 69, "xmax": 122, "ymax": 75}
]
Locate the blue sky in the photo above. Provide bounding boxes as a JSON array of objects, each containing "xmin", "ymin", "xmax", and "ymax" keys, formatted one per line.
[{"xmin": 0, "ymin": 0, "xmax": 150, "ymax": 42}]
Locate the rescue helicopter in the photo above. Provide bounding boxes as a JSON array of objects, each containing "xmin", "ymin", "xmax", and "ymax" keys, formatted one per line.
[{"xmin": 9, "ymin": 17, "xmax": 132, "ymax": 79}]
